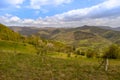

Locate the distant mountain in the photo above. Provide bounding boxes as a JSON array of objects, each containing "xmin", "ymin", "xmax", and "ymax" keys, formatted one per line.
[
  {"xmin": 82, "ymin": 25, "xmax": 112, "ymax": 30},
  {"xmin": 112, "ymin": 27, "xmax": 120, "ymax": 31},
  {"xmin": 10, "ymin": 25, "xmax": 120, "ymax": 46},
  {"xmin": 75, "ymin": 26, "xmax": 120, "ymax": 42},
  {"xmin": 10, "ymin": 26, "xmax": 57, "ymax": 36},
  {"xmin": 10, "ymin": 26, "xmax": 40, "ymax": 36},
  {"xmin": 0, "ymin": 24, "xmax": 22, "ymax": 41}
]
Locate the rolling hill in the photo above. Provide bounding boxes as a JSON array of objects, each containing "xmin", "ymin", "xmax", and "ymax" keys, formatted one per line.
[
  {"xmin": 0, "ymin": 25, "xmax": 120, "ymax": 80},
  {"xmin": 10, "ymin": 25, "xmax": 120, "ymax": 44},
  {"xmin": 0, "ymin": 24, "xmax": 37, "ymax": 53},
  {"xmin": 0, "ymin": 24, "xmax": 22, "ymax": 41},
  {"xmin": 9, "ymin": 25, "xmax": 120, "ymax": 53}
]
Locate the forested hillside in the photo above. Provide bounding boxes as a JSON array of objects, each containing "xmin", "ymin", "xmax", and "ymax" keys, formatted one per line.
[{"xmin": 0, "ymin": 24, "xmax": 22, "ymax": 41}]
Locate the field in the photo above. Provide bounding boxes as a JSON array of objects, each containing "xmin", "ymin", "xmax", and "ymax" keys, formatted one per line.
[
  {"xmin": 0, "ymin": 52, "xmax": 120, "ymax": 80},
  {"xmin": 0, "ymin": 40, "xmax": 36, "ymax": 54}
]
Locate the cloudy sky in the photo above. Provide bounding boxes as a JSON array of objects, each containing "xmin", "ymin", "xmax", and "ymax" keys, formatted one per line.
[{"xmin": 0, "ymin": 0, "xmax": 120, "ymax": 27}]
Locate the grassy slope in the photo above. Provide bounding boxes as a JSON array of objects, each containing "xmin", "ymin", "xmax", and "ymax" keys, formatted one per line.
[
  {"xmin": 0, "ymin": 40, "xmax": 36, "ymax": 54},
  {"xmin": 1, "ymin": 24, "xmax": 120, "ymax": 79},
  {"xmin": 0, "ymin": 24, "xmax": 22, "ymax": 41},
  {"xmin": 0, "ymin": 52, "xmax": 120, "ymax": 80}
]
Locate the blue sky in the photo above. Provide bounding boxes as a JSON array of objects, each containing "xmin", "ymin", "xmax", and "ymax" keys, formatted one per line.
[{"xmin": 0, "ymin": 0, "xmax": 120, "ymax": 27}]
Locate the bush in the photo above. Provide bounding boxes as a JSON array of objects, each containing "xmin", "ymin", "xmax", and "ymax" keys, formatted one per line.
[
  {"xmin": 75, "ymin": 50, "xmax": 85, "ymax": 56},
  {"xmin": 86, "ymin": 49, "xmax": 95, "ymax": 58},
  {"xmin": 75, "ymin": 50, "xmax": 81, "ymax": 55},
  {"xmin": 103, "ymin": 44, "xmax": 120, "ymax": 59}
]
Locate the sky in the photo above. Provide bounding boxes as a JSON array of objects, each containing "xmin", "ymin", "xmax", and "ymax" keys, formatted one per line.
[{"xmin": 0, "ymin": 0, "xmax": 120, "ymax": 27}]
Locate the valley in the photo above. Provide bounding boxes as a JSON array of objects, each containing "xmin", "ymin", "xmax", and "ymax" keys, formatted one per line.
[{"xmin": 0, "ymin": 23, "xmax": 120, "ymax": 80}]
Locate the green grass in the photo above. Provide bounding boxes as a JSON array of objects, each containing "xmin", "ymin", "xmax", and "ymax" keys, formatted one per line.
[
  {"xmin": 0, "ymin": 52, "xmax": 120, "ymax": 80},
  {"xmin": 0, "ymin": 40, "xmax": 36, "ymax": 53},
  {"xmin": 47, "ymin": 52, "xmax": 77, "ymax": 59}
]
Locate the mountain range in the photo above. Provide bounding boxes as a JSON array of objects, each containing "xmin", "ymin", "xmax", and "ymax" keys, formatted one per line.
[
  {"xmin": 0, "ymin": 23, "xmax": 120, "ymax": 53},
  {"xmin": 10, "ymin": 25, "xmax": 120, "ymax": 45}
]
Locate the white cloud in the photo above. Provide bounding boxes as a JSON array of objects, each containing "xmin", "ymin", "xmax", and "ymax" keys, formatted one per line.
[
  {"xmin": 1, "ymin": 14, "xmax": 120, "ymax": 28},
  {"xmin": 0, "ymin": 15, "xmax": 21, "ymax": 25},
  {"xmin": 103, "ymin": 0, "xmax": 120, "ymax": 9},
  {"xmin": 49, "ymin": 0, "xmax": 120, "ymax": 21},
  {"xmin": 54, "ymin": 0, "xmax": 72, "ymax": 5},
  {"xmin": 10, "ymin": 16, "xmax": 21, "ymax": 22},
  {"xmin": 30, "ymin": 0, "xmax": 73, "ymax": 9},
  {"xmin": 1, "ymin": 0, "xmax": 120, "ymax": 28},
  {"xmin": 6, "ymin": 0, "xmax": 24, "ymax": 5},
  {"xmin": 3, "ymin": 0, "xmax": 25, "ymax": 8},
  {"xmin": 22, "ymin": 19, "xmax": 34, "ymax": 24}
]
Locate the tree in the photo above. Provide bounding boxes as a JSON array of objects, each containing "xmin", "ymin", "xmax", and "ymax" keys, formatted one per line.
[
  {"xmin": 86, "ymin": 49, "xmax": 95, "ymax": 58},
  {"xmin": 75, "ymin": 50, "xmax": 81, "ymax": 55},
  {"xmin": 103, "ymin": 44, "xmax": 120, "ymax": 59},
  {"xmin": 101, "ymin": 44, "xmax": 120, "ymax": 71}
]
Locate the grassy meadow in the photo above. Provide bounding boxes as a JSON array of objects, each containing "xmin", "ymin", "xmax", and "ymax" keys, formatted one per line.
[
  {"xmin": 0, "ymin": 40, "xmax": 36, "ymax": 54},
  {"xmin": 0, "ymin": 24, "xmax": 120, "ymax": 80},
  {"xmin": 0, "ymin": 51, "xmax": 120, "ymax": 80}
]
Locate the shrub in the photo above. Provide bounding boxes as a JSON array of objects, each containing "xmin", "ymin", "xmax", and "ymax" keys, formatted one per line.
[
  {"xmin": 75, "ymin": 50, "xmax": 85, "ymax": 56},
  {"xmin": 80, "ymin": 52, "xmax": 85, "ymax": 56},
  {"xmin": 86, "ymin": 49, "xmax": 95, "ymax": 58},
  {"xmin": 103, "ymin": 44, "xmax": 120, "ymax": 59},
  {"xmin": 75, "ymin": 50, "xmax": 81, "ymax": 55}
]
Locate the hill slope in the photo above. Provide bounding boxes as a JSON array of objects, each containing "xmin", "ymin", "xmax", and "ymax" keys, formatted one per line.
[
  {"xmin": 10, "ymin": 25, "xmax": 120, "ymax": 43},
  {"xmin": 0, "ymin": 24, "xmax": 37, "ymax": 53},
  {"xmin": 0, "ymin": 52, "xmax": 120, "ymax": 80},
  {"xmin": 10, "ymin": 25, "xmax": 120, "ymax": 50},
  {"xmin": 0, "ymin": 24, "xmax": 22, "ymax": 41}
]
